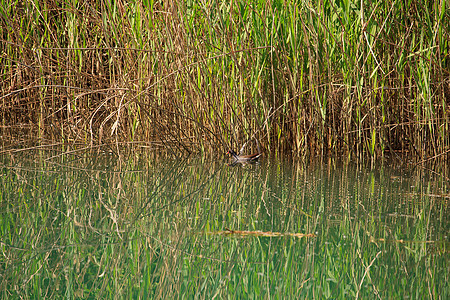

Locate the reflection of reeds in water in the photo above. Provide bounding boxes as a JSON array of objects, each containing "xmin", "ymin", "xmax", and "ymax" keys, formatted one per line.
[
  {"xmin": 1, "ymin": 1, "xmax": 449, "ymax": 159},
  {"xmin": 0, "ymin": 139, "xmax": 448, "ymax": 297}
]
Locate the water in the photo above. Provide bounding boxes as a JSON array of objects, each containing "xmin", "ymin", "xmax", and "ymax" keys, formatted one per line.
[{"xmin": 0, "ymin": 149, "xmax": 448, "ymax": 298}]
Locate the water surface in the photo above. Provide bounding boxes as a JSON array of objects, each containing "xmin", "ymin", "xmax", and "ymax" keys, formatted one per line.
[{"xmin": 1, "ymin": 149, "xmax": 448, "ymax": 298}]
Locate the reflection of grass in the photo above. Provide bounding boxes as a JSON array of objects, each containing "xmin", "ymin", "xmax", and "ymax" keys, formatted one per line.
[
  {"xmin": 1, "ymin": 1, "xmax": 449, "ymax": 158},
  {"xmin": 0, "ymin": 151, "xmax": 448, "ymax": 298}
]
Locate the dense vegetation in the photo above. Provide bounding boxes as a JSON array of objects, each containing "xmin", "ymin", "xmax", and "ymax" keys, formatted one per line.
[{"xmin": 1, "ymin": 0, "xmax": 449, "ymax": 158}]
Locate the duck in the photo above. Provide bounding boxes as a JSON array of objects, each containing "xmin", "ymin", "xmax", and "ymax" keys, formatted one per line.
[{"xmin": 227, "ymin": 149, "xmax": 262, "ymax": 163}]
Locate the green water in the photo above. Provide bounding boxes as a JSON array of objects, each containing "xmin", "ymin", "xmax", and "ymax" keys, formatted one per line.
[{"xmin": 0, "ymin": 150, "xmax": 448, "ymax": 299}]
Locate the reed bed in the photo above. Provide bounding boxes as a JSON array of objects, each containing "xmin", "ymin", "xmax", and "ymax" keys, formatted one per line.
[{"xmin": 1, "ymin": 0, "xmax": 449, "ymax": 158}]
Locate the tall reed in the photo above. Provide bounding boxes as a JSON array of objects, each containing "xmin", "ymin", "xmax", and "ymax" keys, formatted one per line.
[{"xmin": 1, "ymin": 0, "xmax": 449, "ymax": 158}]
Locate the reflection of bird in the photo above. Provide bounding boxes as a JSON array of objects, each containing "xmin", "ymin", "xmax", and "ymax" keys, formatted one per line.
[{"xmin": 227, "ymin": 149, "xmax": 262, "ymax": 163}]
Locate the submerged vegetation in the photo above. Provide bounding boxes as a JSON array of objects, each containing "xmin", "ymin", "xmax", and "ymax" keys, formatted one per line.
[{"xmin": 1, "ymin": 0, "xmax": 449, "ymax": 158}]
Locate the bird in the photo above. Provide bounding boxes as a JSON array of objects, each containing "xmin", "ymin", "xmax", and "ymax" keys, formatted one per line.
[{"xmin": 227, "ymin": 149, "xmax": 262, "ymax": 163}]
